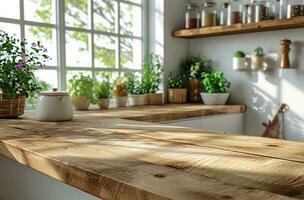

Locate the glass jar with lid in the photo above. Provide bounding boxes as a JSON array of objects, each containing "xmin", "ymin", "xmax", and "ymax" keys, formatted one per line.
[
  {"xmin": 201, "ymin": 1, "xmax": 217, "ymax": 27},
  {"xmin": 287, "ymin": 0, "xmax": 304, "ymax": 19},
  {"xmin": 185, "ymin": 3, "xmax": 200, "ymax": 29},
  {"xmin": 255, "ymin": 1, "xmax": 269, "ymax": 22},
  {"xmin": 247, "ymin": 0, "xmax": 256, "ymax": 23},
  {"xmin": 228, "ymin": 0, "xmax": 243, "ymax": 25},
  {"xmin": 220, "ymin": 2, "xmax": 229, "ymax": 26}
]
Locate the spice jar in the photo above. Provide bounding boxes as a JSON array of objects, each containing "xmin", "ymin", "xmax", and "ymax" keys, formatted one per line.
[
  {"xmin": 255, "ymin": 1, "xmax": 269, "ymax": 22},
  {"xmin": 220, "ymin": 2, "xmax": 229, "ymax": 25},
  {"xmin": 228, "ymin": 0, "xmax": 243, "ymax": 25},
  {"xmin": 287, "ymin": 0, "xmax": 304, "ymax": 19},
  {"xmin": 185, "ymin": 3, "xmax": 200, "ymax": 29},
  {"xmin": 201, "ymin": 1, "xmax": 217, "ymax": 27}
]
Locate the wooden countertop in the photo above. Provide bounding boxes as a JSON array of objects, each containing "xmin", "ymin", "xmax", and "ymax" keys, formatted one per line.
[{"xmin": 1, "ymin": 104, "xmax": 304, "ymax": 200}]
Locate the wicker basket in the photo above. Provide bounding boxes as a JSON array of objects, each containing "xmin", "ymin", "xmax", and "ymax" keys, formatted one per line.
[
  {"xmin": 0, "ymin": 94, "xmax": 25, "ymax": 118},
  {"xmin": 168, "ymin": 89, "xmax": 187, "ymax": 104}
]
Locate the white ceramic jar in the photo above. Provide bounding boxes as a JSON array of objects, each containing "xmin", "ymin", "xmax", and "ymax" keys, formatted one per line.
[{"xmin": 35, "ymin": 88, "xmax": 73, "ymax": 122}]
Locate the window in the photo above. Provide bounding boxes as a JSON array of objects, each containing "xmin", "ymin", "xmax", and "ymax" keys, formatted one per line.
[{"xmin": 0, "ymin": 0, "xmax": 146, "ymax": 90}]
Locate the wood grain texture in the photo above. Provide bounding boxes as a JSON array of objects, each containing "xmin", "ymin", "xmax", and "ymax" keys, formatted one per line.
[
  {"xmin": 71, "ymin": 104, "xmax": 245, "ymax": 123},
  {"xmin": 172, "ymin": 16, "xmax": 304, "ymax": 38}
]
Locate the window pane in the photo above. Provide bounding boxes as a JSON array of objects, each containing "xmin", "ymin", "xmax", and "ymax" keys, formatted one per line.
[
  {"xmin": 121, "ymin": 38, "xmax": 142, "ymax": 70},
  {"xmin": 66, "ymin": 70, "xmax": 92, "ymax": 84},
  {"xmin": 0, "ymin": 23, "xmax": 20, "ymax": 39},
  {"xmin": 94, "ymin": 34, "xmax": 116, "ymax": 68},
  {"xmin": 25, "ymin": 26, "xmax": 57, "ymax": 66},
  {"xmin": 95, "ymin": 71, "xmax": 118, "ymax": 83},
  {"xmin": 0, "ymin": 0, "xmax": 19, "ymax": 19},
  {"xmin": 93, "ymin": 0, "xmax": 116, "ymax": 33},
  {"xmin": 24, "ymin": 0, "xmax": 56, "ymax": 24},
  {"xmin": 35, "ymin": 69, "xmax": 58, "ymax": 89},
  {"xmin": 120, "ymin": 3, "xmax": 142, "ymax": 37},
  {"xmin": 66, "ymin": 31, "xmax": 91, "ymax": 67},
  {"xmin": 65, "ymin": 0, "xmax": 89, "ymax": 28}
]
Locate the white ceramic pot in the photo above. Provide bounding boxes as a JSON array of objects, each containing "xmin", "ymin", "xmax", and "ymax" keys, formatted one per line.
[
  {"xmin": 114, "ymin": 96, "xmax": 128, "ymax": 107},
  {"xmin": 233, "ymin": 57, "xmax": 246, "ymax": 70},
  {"xmin": 35, "ymin": 89, "xmax": 73, "ymax": 122},
  {"xmin": 130, "ymin": 94, "xmax": 145, "ymax": 106},
  {"xmin": 200, "ymin": 93, "xmax": 230, "ymax": 105},
  {"xmin": 73, "ymin": 96, "xmax": 90, "ymax": 111},
  {"xmin": 251, "ymin": 55, "xmax": 264, "ymax": 71},
  {"xmin": 99, "ymin": 98, "xmax": 110, "ymax": 109}
]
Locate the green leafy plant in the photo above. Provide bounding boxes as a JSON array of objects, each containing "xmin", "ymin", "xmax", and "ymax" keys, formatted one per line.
[
  {"xmin": 234, "ymin": 51, "xmax": 246, "ymax": 58},
  {"xmin": 254, "ymin": 47, "xmax": 264, "ymax": 56},
  {"xmin": 201, "ymin": 71, "xmax": 231, "ymax": 93},
  {"xmin": 95, "ymin": 81, "xmax": 111, "ymax": 99},
  {"xmin": 181, "ymin": 56, "xmax": 212, "ymax": 80},
  {"xmin": 67, "ymin": 74, "xmax": 94, "ymax": 103},
  {"xmin": 168, "ymin": 72, "xmax": 186, "ymax": 89},
  {"xmin": 142, "ymin": 53, "xmax": 163, "ymax": 93},
  {"xmin": 0, "ymin": 31, "xmax": 50, "ymax": 99},
  {"xmin": 126, "ymin": 72, "xmax": 145, "ymax": 95}
]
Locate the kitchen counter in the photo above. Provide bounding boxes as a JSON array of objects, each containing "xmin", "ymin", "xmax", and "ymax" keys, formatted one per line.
[{"xmin": 1, "ymin": 104, "xmax": 304, "ymax": 200}]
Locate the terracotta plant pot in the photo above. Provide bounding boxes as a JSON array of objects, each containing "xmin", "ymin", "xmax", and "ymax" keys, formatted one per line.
[
  {"xmin": 188, "ymin": 79, "xmax": 202, "ymax": 103},
  {"xmin": 114, "ymin": 96, "xmax": 128, "ymax": 107},
  {"xmin": 148, "ymin": 93, "xmax": 163, "ymax": 105},
  {"xmin": 168, "ymin": 89, "xmax": 187, "ymax": 104},
  {"xmin": 251, "ymin": 55, "xmax": 264, "ymax": 71},
  {"xmin": 73, "ymin": 96, "xmax": 90, "ymax": 111},
  {"xmin": 130, "ymin": 94, "xmax": 146, "ymax": 106},
  {"xmin": 99, "ymin": 98, "xmax": 110, "ymax": 109},
  {"xmin": 0, "ymin": 94, "xmax": 25, "ymax": 118},
  {"xmin": 200, "ymin": 93, "xmax": 230, "ymax": 105}
]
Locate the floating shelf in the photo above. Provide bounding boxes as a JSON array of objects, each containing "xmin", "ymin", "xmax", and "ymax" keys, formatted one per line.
[{"xmin": 172, "ymin": 16, "xmax": 304, "ymax": 38}]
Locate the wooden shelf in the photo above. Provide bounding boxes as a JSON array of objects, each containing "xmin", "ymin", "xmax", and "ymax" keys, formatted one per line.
[{"xmin": 172, "ymin": 16, "xmax": 304, "ymax": 38}]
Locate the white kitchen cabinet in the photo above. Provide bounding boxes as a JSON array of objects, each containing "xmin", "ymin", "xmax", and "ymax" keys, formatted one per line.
[{"xmin": 162, "ymin": 113, "xmax": 244, "ymax": 134}]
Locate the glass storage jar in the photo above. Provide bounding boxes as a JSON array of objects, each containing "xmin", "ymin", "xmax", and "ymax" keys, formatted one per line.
[
  {"xmin": 287, "ymin": 0, "xmax": 304, "ymax": 19},
  {"xmin": 185, "ymin": 3, "xmax": 200, "ymax": 29},
  {"xmin": 220, "ymin": 2, "xmax": 229, "ymax": 25},
  {"xmin": 247, "ymin": 0, "xmax": 256, "ymax": 23},
  {"xmin": 201, "ymin": 1, "xmax": 217, "ymax": 27},
  {"xmin": 255, "ymin": 1, "xmax": 269, "ymax": 22},
  {"xmin": 268, "ymin": 0, "xmax": 280, "ymax": 19},
  {"xmin": 228, "ymin": 0, "xmax": 243, "ymax": 25}
]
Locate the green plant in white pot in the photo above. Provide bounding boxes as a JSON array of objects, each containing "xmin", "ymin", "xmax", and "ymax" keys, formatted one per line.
[
  {"xmin": 200, "ymin": 71, "xmax": 231, "ymax": 105},
  {"xmin": 126, "ymin": 73, "xmax": 146, "ymax": 106},
  {"xmin": 67, "ymin": 74, "xmax": 94, "ymax": 110},
  {"xmin": 95, "ymin": 82, "xmax": 111, "ymax": 109},
  {"xmin": 233, "ymin": 51, "xmax": 246, "ymax": 70},
  {"xmin": 251, "ymin": 47, "xmax": 264, "ymax": 71},
  {"xmin": 113, "ymin": 77, "xmax": 128, "ymax": 107}
]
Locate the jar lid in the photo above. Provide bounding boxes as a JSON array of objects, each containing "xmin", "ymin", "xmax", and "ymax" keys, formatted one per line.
[
  {"xmin": 187, "ymin": 3, "xmax": 198, "ymax": 9},
  {"xmin": 40, "ymin": 88, "xmax": 70, "ymax": 96},
  {"xmin": 203, "ymin": 1, "xmax": 216, "ymax": 7}
]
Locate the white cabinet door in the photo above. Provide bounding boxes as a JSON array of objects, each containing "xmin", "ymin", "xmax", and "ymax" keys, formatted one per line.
[{"xmin": 162, "ymin": 113, "xmax": 244, "ymax": 135}]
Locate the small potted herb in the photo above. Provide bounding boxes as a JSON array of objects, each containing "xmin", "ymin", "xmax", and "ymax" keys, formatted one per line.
[
  {"xmin": 68, "ymin": 74, "xmax": 94, "ymax": 110},
  {"xmin": 181, "ymin": 56, "xmax": 212, "ymax": 102},
  {"xmin": 167, "ymin": 72, "xmax": 187, "ymax": 103},
  {"xmin": 251, "ymin": 47, "xmax": 264, "ymax": 71},
  {"xmin": 113, "ymin": 77, "xmax": 128, "ymax": 107},
  {"xmin": 233, "ymin": 50, "xmax": 246, "ymax": 70},
  {"xmin": 95, "ymin": 80, "xmax": 112, "ymax": 109},
  {"xmin": 200, "ymin": 71, "xmax": 231, "ymax": 105},
  {"xmin": 126, "ymin": 73, "xmax": 146, "ymax": 106},
  {"xmin": 142, "ymin": 53, "xmax": 163, "ymax": 105}
]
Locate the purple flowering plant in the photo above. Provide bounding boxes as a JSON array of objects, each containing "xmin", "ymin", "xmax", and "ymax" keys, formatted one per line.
[{"xmin": 0, "ymin": 31, "xmax": 50, "ymax": 99}]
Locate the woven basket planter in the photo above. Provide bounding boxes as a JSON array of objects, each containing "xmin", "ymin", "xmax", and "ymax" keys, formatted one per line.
[
  {"xmin": 168, "ymin": 89, "xmax": 187, "ymax": 104},
  {"xmin": 0, "ymin": 94, "xmax": 25, "ymax": 118}
]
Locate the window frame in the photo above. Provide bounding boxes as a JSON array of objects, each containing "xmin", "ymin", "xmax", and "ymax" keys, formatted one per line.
[{"xmin": 0, "ymin": 0, "xmax": 148, "ymax": 90}]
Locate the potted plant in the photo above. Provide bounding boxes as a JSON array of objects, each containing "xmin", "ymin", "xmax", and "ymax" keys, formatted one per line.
[
  {"xmin": 142, "ymin": 53, "xmax": 163, "ymax": 105},
  {"xmin": 233, "ymin": 50, "xmax": 246, "ymax": 70},
  {"xmin": 113, "ymin": 78, "xmax": 128, "ymax": 107},
  {"xmin": 95, "ymin": 81, "xmax": 111, "ymax": 109},
  {"xmin": 0, "ymin": 31, "xmax": 50, "ymax": 118},
  {"xmin": 167, "ymin": 72, "xmax": 187, "ymax": 103},
  {"xmin": 200, "ymin": 71, "xmax": 231, "ymax": 105},
  {"xmin": 67, "ymin": 74, "xmax": 94, "ymax": 110},
  {"xmin": 251, "ymin": 47, "xmax": 264, "ymax": 71},
  {"xmin": 181, "ymin": 56, "xmax": 212, "ymax": 102},
  {"xmin": 126, "ymin": 73, "xmax": 146, "ymax": 106}
]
